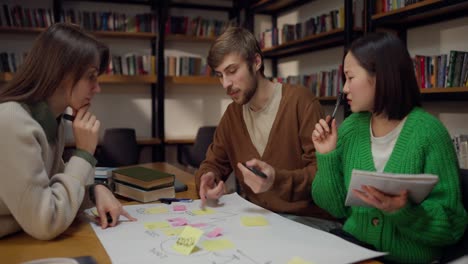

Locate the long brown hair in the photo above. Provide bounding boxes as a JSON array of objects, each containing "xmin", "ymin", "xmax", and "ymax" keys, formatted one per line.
[{"xmin": 0, "ymin": 23, "xmax": 109, "ymax": 103}]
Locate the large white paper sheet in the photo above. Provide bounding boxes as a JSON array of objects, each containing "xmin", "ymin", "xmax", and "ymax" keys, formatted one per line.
[{"xmin": 87, "ymin": 193, "xmax": 385, "ymax": 264}]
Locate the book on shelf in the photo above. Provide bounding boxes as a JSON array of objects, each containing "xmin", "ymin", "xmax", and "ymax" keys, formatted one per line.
[
  {"xmin": 112, "ymin": 166, "xmax": 175, "ymax": 189},
  {"xmin": 345, "ymin": 169, "xmax": 439, "ymax": 207},
  {"xmin": 413, "ymin": 51, "xmax": 468, "ymax": 89},
  {"xmin": 113, "ymin": 180, "xmax": 175, "ymax": 203}
]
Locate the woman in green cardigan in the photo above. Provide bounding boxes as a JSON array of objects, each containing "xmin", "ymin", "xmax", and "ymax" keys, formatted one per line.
[{"xmin": 311, "ymin": 33, "xmax": 467, "ymax": 263}]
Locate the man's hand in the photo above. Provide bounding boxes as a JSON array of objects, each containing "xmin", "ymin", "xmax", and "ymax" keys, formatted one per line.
[
  {"xmin": 199, "ymin": 172, "xmax": 225, "ymax": 209},
  {"xmin": 237, "ymin": 159, "xmax": 275, "ymax": 194}
]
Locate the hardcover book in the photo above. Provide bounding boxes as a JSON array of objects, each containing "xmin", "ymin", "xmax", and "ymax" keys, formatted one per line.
[{"xmin": 112, "ymin": 166, "xmax": 175, "ymax": 189}]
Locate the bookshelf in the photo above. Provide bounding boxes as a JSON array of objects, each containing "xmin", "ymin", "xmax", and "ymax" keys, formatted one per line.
[
  {"xmin": 0, "ymin": 26, "xmax": 45, "ymax": 34},
  {"xmin": 261, "ymin": 28, "xmax": 345, "ymax": 58},
  {"xmin": 367, "ymin": 0, "xmax": 468, "ymax": 98},
  {"xmin": 0, "ymin": 0, "xmax": 166, "ymax": 161},
  {"xmin": 166, "ymin": 34, "xmax": 217, "ymax": 43},
  {"xmin": 98, "ymin": 75, "xmax": 157, "ymax": 84},
  {"xmin": 248, "ymin": 0, "xmax": 360, "ymax": 105},
  {"xmin": 371, "ymin": 0, "xmax": 468, "ymax": 28},
  {"xmin": 166, "ymin": 76, "xmax": 219, "ymax": 85},
  {"xmin": 90, "ymin": 31, "xmax": 157, "ymax": 39},
  {"xmin": 161, "ymin": 1, "xmax": 235, "ymax": 151},
  {"xmin": 252, "ymin": 0, "xmax": 313, "ymax": 14}
]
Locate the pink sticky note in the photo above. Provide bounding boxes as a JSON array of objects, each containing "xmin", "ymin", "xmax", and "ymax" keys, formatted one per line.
[
  {"xmin": 173, "ymin": 205, "xmax": 187, "ymax": 211},
  {"xmin": 189, "ymin": 223, "xmax": 207, "ymax": 228},
  {"xmin": 171, "ymin": 220, "xmax": 188, "ymax": 227},
  {"xmin": 168, "ymin": 217, "xmax": 186, "ymax": 222},
  {"xmin": 206, "ymin": 227, "xmax": 223, "ymax": 238}
]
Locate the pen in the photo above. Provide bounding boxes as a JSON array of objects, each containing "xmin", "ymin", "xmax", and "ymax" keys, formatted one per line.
[
  {"xmin": 159, "ymin": 198, "xmax": 193, "ymax": 204},
  {"xmin": 63, "ymin": 114, "xmax": 75, "ymax": 122},
  {"xmin": 328, "ymin": 92, "xmax": 343, "ymax": 126},
  {"xmin": 242, "ymin": 162, "xmax": 267, "ymax": 179}
]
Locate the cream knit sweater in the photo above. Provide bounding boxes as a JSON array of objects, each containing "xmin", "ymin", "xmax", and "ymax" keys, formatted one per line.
[{"xmin": 0, "ymin": 101, "xmax": 94, "ymax": 240}]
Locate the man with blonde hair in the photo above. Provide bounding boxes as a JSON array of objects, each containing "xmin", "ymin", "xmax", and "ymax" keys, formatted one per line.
[{"xmin": 196, "ymin": 27, "xmax": 337, "ymax": 229}]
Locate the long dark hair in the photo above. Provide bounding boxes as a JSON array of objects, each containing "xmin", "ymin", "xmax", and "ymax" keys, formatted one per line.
[
  {"xmin": 348, "ymin": 32, "xmax": 421, "ymax": 120},
  {"xmin": 0, "ymin": 23, "xmax": 109, "ymax": 103}
]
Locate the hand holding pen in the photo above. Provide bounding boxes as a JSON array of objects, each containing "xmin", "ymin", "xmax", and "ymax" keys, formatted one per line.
[
  {"xmin": 68, "ymin": 107, "xmax": 100, "ymax": 155},
  {"xmin": 311, "ymin": 92, "xmax": 343, "ymax": 154}
]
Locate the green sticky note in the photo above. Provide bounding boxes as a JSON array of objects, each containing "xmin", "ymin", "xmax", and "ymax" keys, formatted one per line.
[
  {"xmin": 144, "ymin": 221, "xmax": 170, "ymax": 230},
  {"xmin": 162, "ymin": 227, "xmax": 185, "ymax": 236},
  {"xmin": 191, "ymin": 208, "xmax": 215, "ymax": 216},
  {"xmin": 287, "ymin": 257, "xmax": 314, "ymax": 264},
  {"xmin": 202, "ymin": 239, "xmax": 235, "ymax": 251},
  {"xmin": 145, "ymin": 206, "xmax": 169, "ymax": 214},
  {"xmin": 172, "ymin": 226, "xmax": 204, "ymax": 255},
  {"xmin": 241, "ymin": 216, "xmax": 269, "ymax": 226}
]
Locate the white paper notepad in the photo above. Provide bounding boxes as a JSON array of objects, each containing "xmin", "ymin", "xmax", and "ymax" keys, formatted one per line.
[{"xmin": 345, "ymin": 169, "xmax": 439, "ymax": 207}]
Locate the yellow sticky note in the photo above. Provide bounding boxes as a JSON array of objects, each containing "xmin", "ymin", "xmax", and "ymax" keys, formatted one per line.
[
  {"xmin": 287, "ymin": 257, "xmax": 314, "ymax": 264},
  {"xmin": 144, "ymin": 221, "xmax": 170, "ymax": 230},
  {"xmin": 241, "ymin": 216, "xmax": 269, "ymax": 226},
  {"xmin": 162, "ymin": 227, "xmax": 184, "ymax": 236},
  {"xmin": 172, "ymin": 226, "xmax": 204, "ymax": 255},
  {"xmin": 145, "ymin": 206, "xmax": 169, "ymax": 214},
  {"xmin": 202, "ymin": 239, "xmax": 235, "ymax": 251},
  {"xmin": 191, "ymin": 208, "xmax": 215, "ymax": 216}
]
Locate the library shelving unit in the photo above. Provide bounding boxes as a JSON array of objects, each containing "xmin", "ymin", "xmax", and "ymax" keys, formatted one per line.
[
  {"xmin": 247, "ymin": 0, "xmax": 361, "ymax": 106},
  {"xmin": 367, "ymin": 0, "xmax": 468, "ymax": 101},
  {"xmin": 163, "ymin": 0, "xmax": 235, "ymax": 87},
  {"xmin": 0, "ymin": 0, "xmax": 165, "ymax": 160}
]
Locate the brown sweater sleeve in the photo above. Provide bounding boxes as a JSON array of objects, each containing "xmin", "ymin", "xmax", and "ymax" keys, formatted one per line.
[
  {"xmin": 194, "ymin": 108, "xmax": 234, "ymax": 195},
  {"xmin": 272, "ymin": 93, "xmax": 324, "ymax": 202}
]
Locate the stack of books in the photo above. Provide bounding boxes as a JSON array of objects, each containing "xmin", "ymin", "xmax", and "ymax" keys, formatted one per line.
[
  {"xmin": 111, "ymin": 166, "xmax": 175, "ymax": 203},
  {"xmin": 95, "ymin": 167, "xmax": 115, "ymax": 184}
]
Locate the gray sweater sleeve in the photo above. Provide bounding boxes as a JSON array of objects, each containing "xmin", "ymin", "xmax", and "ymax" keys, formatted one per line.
[{"xmin": 0, "ymin": 103, "xmax": 93, "ymax": 240}]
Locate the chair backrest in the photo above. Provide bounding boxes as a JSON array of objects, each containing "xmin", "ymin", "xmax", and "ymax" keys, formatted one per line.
[
  {"xmin": 183, "ymin": 126, "xmax": 216, "ymax": 168},
  {"xmin": 440, "ymin": 169, "xmax": 468, "ymax": 263},
  {"xmin": 99, "ymin": 128, "xmax": 139, "ymax": 167}
]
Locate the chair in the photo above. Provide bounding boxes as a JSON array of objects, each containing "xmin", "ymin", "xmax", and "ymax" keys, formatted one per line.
[
  {"xmin": 96, "ymin": 128, "xmax": 139, "ymax": 167},
  {"xmin": 440, "ymin": 169, "xmax": 468, "ymax": 263},
  {"xmin": 178, "ymin": 126, "xmax": 217, "ymax": 168}
]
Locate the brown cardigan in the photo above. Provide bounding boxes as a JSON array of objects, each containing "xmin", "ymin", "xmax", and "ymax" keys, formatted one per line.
[{"xmin": 195, "ymin": 83, "xmax": 333, "ymax": 219}]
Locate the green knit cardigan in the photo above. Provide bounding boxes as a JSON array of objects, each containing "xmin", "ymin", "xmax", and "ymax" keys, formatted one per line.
[{"xmin": 312, "ymin": 107, "xmax": 467, "ymax": 263}]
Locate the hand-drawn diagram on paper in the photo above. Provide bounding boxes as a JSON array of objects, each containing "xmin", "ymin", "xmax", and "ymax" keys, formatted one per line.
[{"xmin": 86, "ymin": 193, "xmax": 385, "ymax": 264}]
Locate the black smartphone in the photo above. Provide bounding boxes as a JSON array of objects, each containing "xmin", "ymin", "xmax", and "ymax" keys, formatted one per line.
[{"xmin": 242, "ymin": 162, "xmax": 267, "ymax": 178}]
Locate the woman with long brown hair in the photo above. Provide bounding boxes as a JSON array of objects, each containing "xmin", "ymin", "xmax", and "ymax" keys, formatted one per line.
[{"xmin": 0, "ymin": 23, "xmax": 136, "ymax": 240}]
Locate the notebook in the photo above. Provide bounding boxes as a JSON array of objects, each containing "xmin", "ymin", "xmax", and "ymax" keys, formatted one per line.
[{"xmin": 345, "ymin": 169, "xmax": 439, "ymax": 207}]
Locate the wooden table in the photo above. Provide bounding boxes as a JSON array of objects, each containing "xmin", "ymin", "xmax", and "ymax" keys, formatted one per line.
[{"xmin": 0, "ymin": 162, "xmax": 197, "ymax": 264}]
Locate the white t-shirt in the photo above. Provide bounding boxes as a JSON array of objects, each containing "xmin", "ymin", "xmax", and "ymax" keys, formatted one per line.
[
  {"xmin": 371, "ymin": 117, "xmax": 407, "ymax": 172},
  {"xmin": 243, "ymin": 82, "xmax": 282, "ymax": 157}
]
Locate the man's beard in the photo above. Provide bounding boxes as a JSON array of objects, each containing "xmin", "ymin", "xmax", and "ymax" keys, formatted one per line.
[{"xmin": 236, "ymin": 76, "xmax": 257, "ymax": 105}]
